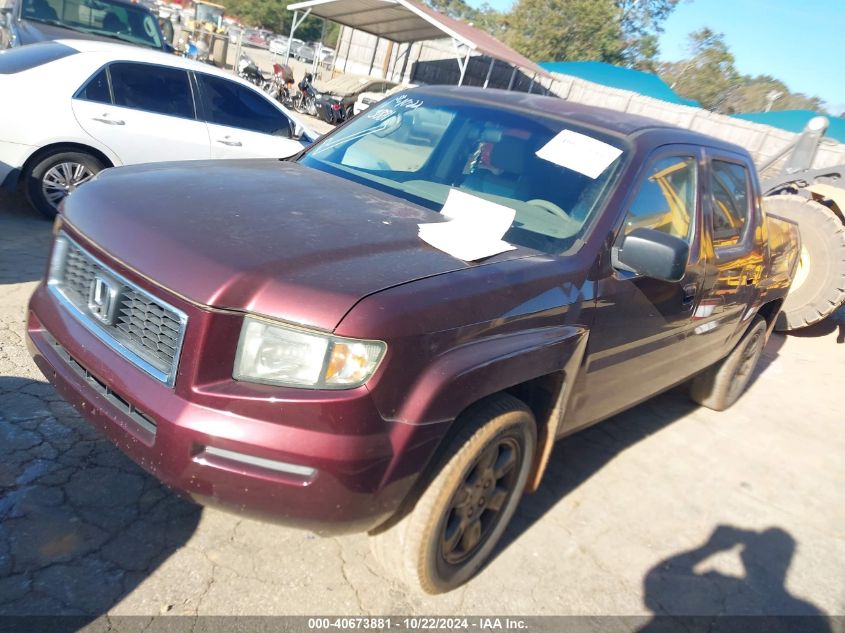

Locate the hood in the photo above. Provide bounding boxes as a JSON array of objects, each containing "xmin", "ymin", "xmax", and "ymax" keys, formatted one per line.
[
  {"xmin": 16, "ymin": 20, "xmax": 115, "ymax": 45},
  {"xmin": 15, "ymin": 19, "xmax": 167, "ymax": 50},
  {"xmin": 62, "ymin": 160, "xmax": 530, "ymax": 331}
]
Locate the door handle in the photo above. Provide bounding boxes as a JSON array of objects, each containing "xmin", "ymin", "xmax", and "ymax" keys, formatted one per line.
[
  {"xmin": 92, "ymin": 116, "xmax": 125, "ymax": 125},
  {"xmin": 682, "ymin": 283, "xmax": 697, "ymax": 307},
  {"xmin": 216, "ymin": 138, "xmax": 242, "ymax": 146}
]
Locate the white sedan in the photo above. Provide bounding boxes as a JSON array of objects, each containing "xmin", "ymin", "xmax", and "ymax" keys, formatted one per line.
[{"xmin": 0, "ymin": 39, "xmax": 317, "ymax": 217}]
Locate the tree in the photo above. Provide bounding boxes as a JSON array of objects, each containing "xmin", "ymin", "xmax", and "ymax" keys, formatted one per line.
[
  {"xmin": 659, "ymin": 30, "xmax": 827, "ymax": 114},
  {"xmin": 719, "ymin": 75, "xmax": 825, "ymax": 114},
  {"xmin": 505, "ymin": 0, "xmax": 625, "ymax": 63},
  {"xmin": 502, "ymin": 0, "xmax": 679, "ymax": 66},
  {"xmin": 224, "ymin": 0, "xmax": 336, "ymax": 43},
  {"xmin": 616, "ymin": 0, "xmax": 679, "ymax": 68},
  {"xmin": 659, "ymin": 28, "xmax": 741, "ymax": 110},
  {"xmin": 425, "ymin": 0, "xmax": 504, "ymax": 36}
]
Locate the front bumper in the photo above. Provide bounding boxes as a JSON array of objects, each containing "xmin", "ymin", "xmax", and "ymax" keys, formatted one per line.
[{"xmin": 27, "ymin": 279, "xmax": 439, "ymax": 534}]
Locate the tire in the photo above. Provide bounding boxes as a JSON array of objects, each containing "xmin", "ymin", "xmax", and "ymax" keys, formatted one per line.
[
  {"xmin": 689, "ymin": 316, "xmax": 767, "ymax": 411},
  {"xmin": 763, "ymin": 195, "xmax": 845, "ymax": 330},
  {"xmin": 24, "ymin": 149, "xmax": 104, "ymax": 220},
  {"xmin": 370, "ymin": 393, "xmax": 536, "ymax": 594}
]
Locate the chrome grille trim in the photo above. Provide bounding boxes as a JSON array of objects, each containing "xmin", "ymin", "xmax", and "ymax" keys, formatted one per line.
[{"xmin": 47, "ymin": 232, "xmax": 187, "ymax": 387}]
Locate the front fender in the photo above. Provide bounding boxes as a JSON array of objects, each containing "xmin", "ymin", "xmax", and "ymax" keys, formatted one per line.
[{"xmin": 395, "ymin": 324, "xmax": 589, "ymax": 427}]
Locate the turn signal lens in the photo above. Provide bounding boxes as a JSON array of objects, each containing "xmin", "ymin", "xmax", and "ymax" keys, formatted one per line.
[{"xmin": 324, "ymin": 341, "xmax": 385, "ymax": 386}]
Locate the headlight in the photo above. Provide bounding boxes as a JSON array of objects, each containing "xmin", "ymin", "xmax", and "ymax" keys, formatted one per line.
[{"xmin": 233, "ymin": 316, "xmax": 386, "ymax": 389}]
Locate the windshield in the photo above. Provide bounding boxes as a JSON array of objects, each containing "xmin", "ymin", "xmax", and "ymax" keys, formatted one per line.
[
  {"xmin": 21, "ymin": 0, "xmax": 163, "ymax": 48},
  {"xmin": 299, "ymin": 94, "xmax": 626, "ymax": 255}
]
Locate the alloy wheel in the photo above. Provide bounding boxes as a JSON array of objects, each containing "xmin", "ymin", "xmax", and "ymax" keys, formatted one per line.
[
  {"xmin": 41, "ymin": 162, "xmax": 96, "ymax": 208},
  {"xmin": 440, "ymin": 436, "xmax": 521, "ymax": 566}
]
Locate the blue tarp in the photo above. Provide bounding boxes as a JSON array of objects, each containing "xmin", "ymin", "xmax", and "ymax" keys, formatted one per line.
[
  {"xmin": 733, "ymin": 110, "xmax": 845, "ymax": 144},
  {"xmin": 539, "ymin": 60, "xmax": 699, "ymax": 107}
]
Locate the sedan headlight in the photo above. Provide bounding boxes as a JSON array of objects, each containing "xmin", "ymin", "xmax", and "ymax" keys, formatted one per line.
[{"xmin": 234, "ymin": 316, "xmax": 386, "ymax": 389}]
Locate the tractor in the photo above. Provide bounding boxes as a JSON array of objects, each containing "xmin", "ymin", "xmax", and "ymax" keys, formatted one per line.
[{"xmin": 760, "ymin": 116, "xmax": 845, "ymax": 330}]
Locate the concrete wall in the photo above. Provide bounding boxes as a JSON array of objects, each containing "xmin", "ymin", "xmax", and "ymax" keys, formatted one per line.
[
  {"xmin": 549, "ymin": 72, "xmax": 845, "ymax": 175},
  {"xmin": 331, "ymin": 27, "xmax": 845, "ymax": 175}
]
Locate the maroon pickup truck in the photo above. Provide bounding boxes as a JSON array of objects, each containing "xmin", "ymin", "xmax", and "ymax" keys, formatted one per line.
[{"xmin": 27, "ymin": 87, "xmax": 800, "ymax": 594}]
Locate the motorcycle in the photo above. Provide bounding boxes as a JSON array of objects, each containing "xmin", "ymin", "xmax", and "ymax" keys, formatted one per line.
[
  {"xmin": 293, "ymin": 73, "xmax": 318, "ymax": 117},
  {"xmin": 265, "ymin": 63, "xmax": 296, "ymax": 108},
  {"xmin": 237, "ymin": 53, "xmax": 267, "ymax": 88}
]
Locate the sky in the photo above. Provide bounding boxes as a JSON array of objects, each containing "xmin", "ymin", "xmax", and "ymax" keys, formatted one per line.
[{"xmin": 465, "ymin": 0, "xmax": 845, "ymax": 115}]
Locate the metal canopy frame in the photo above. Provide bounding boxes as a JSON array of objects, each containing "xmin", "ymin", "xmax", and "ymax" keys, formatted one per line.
[{"xmin": 284, "ymin": 0, "xmax": 547, "ymax": 86}]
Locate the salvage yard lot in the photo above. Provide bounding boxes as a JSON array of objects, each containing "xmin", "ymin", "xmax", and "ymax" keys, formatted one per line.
[{"xmin": 0, "ymin": 190, "xmax": 843, "ymax": 618}]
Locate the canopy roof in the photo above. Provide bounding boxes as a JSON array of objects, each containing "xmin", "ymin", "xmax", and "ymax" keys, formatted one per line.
[{"xmin": 286, "ymin": 0, "xmax": 547, "ymax": 75}]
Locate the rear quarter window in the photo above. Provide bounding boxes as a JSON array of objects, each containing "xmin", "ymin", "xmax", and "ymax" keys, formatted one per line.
[{"xmin": 0, "ymin": 42, "xmax": 77, "ymax": 74}]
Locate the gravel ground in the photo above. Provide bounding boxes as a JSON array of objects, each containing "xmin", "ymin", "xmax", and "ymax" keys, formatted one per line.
[{"xmin": 0, "ymin": 188, "xmax": 843, "ymax": 622}]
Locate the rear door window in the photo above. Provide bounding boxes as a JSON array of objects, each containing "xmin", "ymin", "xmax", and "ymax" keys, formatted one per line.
[
  {"xmin": 710, "ymin": 160, "xmax": 751, "ymax": 248},
  {"xmin": 197, "ymin": 73, "xmax": 291, "ymax": 136},
  {"xmin": 0, "ymin": 42, "xmax": 76, "ymax": 74},
  {"xmin": 109, "ymin": 62, "xmax": 194, "ymax": 119},
  {"xmin": 75, "ymin": 67, "xmax": 111, "ymax": 104}
]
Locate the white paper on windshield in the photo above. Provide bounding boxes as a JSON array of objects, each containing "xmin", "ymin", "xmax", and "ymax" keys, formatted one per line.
[
  {"xmin": 418, "ymin": 189, "xmax": 517, "ymax": 261},
  {"xmin": 536, "ymin": 129, "xmax": 623, "ymax": 179}
]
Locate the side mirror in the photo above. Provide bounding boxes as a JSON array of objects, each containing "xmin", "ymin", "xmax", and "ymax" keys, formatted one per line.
[
  {"xmin": 292, "ymin": 122, "xmax": 304, "ymax": 140},
  {"xmin": 613, "ymin": 227, "xmax": 689, "ymax": 283}
]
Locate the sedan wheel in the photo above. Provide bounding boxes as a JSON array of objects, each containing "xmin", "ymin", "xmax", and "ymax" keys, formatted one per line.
[
  {"xmin": 41, "ymin": 162, "xmax": 97, "ymax": 207},
  {"xmin": 25, "ymin": 149, "xmax": 105, "ymax": 219}
]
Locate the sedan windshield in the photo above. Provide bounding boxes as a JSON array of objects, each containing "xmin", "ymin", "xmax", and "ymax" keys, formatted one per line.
[
  {"xmin": 299, "ymin": 93, "xmax": 626, "ymax": 255},
  {"xmin": 22, "ymin": 0, "xmax": 163, "ymax": 48}
]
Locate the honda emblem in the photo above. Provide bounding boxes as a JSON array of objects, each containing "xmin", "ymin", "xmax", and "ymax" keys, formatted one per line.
[{"xmin": 88, "ymin": 275, "xmax": 120, "ymax": 324}]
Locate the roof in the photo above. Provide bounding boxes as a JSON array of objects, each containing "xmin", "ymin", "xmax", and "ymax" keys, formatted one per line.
[
  {"xmin": 286, "ymin": 0, "xmax": 547, "ymax": 75},
  {"xmin": 413, "ymin": 85, "xmax": 672, "ymax": 134},
  {"xmin": 539, "ymin": 61, "xmax": 698, "ymax": 107},
  {"xmin": 57, "ymin": 39, "xmax": 237, "ymax": 77},
  {"xmin": 733, "ymin": 110, "xmax": 845, "ymax": 144},
  {"xmin": 54, "ymin": 39, "xmax": 312, "ymax": 99},
  {"xmin": 409, "ymin": 85, "xmax": 753, "ymax": 155}
]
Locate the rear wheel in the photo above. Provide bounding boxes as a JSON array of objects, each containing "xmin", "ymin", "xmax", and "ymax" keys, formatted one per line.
[
  {"xmin": 24, "ymin": 149, "xmax": 104, "ymax": 220},
  {"xmin": 763, "ymin": 195, "xmax": 845, "ymax": 330},
  {"xmin": 690, "ymin": 316, "xmax": 767, "ymax": 411},
  {"xmin": 370, "ymin": 394, "xmax": 536, "ymax": 594}
]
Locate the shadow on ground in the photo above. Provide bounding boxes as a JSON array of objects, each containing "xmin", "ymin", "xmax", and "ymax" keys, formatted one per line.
[
  {"xmin": 640, "ymin": 524, "xmax": 830, "ymax": 618},
  {"xmin": 0, "ymin": 376, "xmax": 201, "ymax": 618},
  {"xmin": 0, "ymin": 191, "xmax": 53, "ymax": 285},
  {"xmin": 492, "ymin": 327, "xmax": 825, "ymax": 620}
]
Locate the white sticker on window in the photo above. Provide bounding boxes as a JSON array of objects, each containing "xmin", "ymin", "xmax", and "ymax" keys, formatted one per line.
[
  {"xmin": 536, "ymin": 130, "xmax": 623, "ymax": 179},
  {"xmin": 417, "ymin": 189, "xmax": 516, "ymax": 261}
]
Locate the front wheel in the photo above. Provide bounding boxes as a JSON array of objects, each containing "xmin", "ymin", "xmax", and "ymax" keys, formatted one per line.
[
  {"xmin": 371, "ymin": 394, "xmax": 536, "ymax": 594},
  {"xmin": 24, "ymin": 149, "xmax": 104, "ymax": 219},
  {"xmin": 689, "ymin": 316, "xmax": 767, "ymax": 411}
]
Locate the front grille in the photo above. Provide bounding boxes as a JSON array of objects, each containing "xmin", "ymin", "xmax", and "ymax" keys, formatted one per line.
[{"xmin": 47, "ymin": 233, "xmax": 187, "ymax": 386}]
